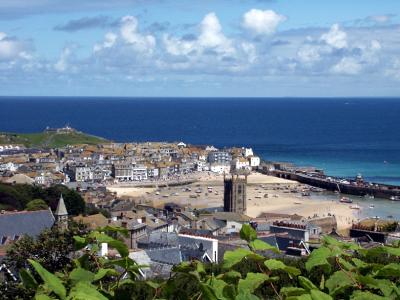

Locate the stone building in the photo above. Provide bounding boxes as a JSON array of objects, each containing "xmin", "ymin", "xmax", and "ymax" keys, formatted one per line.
[{"xmin": 223, "ymin": 172, "xmax": 248, "ymax": 214}]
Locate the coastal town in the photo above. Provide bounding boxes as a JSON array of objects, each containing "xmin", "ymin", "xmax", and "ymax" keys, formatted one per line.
[{"xmin": 1, "ymin": 127, "xmax": 400, "ymax": 286}]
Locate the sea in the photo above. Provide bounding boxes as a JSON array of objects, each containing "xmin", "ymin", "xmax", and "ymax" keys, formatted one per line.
[{"xmin": 1, "ymin": 96, "xmax": 400, "ymax": 219}]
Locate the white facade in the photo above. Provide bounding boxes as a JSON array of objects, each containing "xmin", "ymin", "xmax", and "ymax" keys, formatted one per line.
[
  {"xmin": 0, "ymin": 162, "xmax": 18, "ymax": 172},
  {"xmin": 243, "ymin": 148, "xmax": 254, "ymax": 157},
  {"xmin": 249, "ymin": 156, "xmax": 260, "ymax": 168},
  {"xmin": 132, "ymin": 166, "xmax": 148, "ymax": 181},
  {"xmin": 232, "ymin": 158, "xmax": 250, "ymax": 171},
  {"xmin": 75, "ymin": 166, "xmax": 93, "ymax": 182},
  {"xmin": 210, "ymin": 163, "xmax": 231, "ymax": 174}
]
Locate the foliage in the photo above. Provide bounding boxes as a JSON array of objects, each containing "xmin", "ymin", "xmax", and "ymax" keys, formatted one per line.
[
  {"xmin": 26, "ymin": 199, "xmax": 48, "ymax": 211},
  {"xmin": 0, "ymin": 183, "xmax": 85, "ymax": 214},
  {"xmin": 4, "ymin": 224, "xmax": 400, "ymax": 299}
]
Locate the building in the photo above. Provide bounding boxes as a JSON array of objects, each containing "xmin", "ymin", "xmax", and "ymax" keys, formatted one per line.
[
  {"xmin": 208, "ymin": 151, "xmax": 232, "ymax": 164},
  {"xmin": 112, "ymin": 162, "xmax": 133, "ymax": 181},
  {"xmin": 54, "ymin": 194, "xmax": 69, "ymax": 231},
  {"xmin": 248, "ymin": 156, "xmax": 261, "ymax": 168},
  {"xmin": 75, "ymin": 166, "xmax": 93, "ymax": 182},
  {"xmin": 231, "ymin": 157, "xmax": 251, "ymax": 171},
  {"xmin": 210, "ymin": 163, "xmax": 231, "ymax": 174},
  {"xmin": 223, "ymin": 173, "xmax": 247, "ymax": 214}
]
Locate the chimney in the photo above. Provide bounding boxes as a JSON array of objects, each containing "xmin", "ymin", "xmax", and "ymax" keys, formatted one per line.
[{"xmin": 141, "ymin": 216, "xmax": 146, "ymax": 223}]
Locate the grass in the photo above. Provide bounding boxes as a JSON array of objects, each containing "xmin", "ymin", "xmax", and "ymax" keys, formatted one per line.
[{"xmin": 0, "ymin": 130, "xmax": 109, "ymax": 148}]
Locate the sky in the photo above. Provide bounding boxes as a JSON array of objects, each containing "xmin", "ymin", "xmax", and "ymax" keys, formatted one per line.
[{"xmin": 1, "ymin": 0, "xmax": 400, "ymax": 97}]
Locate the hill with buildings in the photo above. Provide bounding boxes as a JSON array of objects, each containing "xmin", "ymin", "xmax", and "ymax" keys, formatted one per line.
[{"xmin": 0, "ymin": 126, "xmax": 109, "ymax": 148}]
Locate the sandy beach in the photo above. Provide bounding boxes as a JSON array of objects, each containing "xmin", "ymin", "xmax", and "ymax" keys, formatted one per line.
[{"xmin": 107, "ymin": 172, "xmax": 357, "ymax": 230}]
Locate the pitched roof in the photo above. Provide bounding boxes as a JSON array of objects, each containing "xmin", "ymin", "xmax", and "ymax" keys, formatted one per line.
[
  {"xmin": 0, "ymin": 210, "xmax": 55, "ymax": 238},
  {"xmin": 54, "ymin": 194, "xmax": 68, "ymax": 216},
  {"xmin": 145, "ymin": 247, "xmax": 182, "ymax": 265}
]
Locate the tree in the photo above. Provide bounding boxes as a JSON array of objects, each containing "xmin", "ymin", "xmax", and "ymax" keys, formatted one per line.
[{"xmin": 26, "ymin": 199, "xmax": 48, "ymax": 211}]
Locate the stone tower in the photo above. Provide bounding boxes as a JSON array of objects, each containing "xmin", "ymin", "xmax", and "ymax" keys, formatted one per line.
[
  {"xmin": 54, "ymin": 194, "xmax": 69, "ymax": 231},
  {"xmin": 223, "ymin": 172, "xmax": 248, "ymax": 214}
]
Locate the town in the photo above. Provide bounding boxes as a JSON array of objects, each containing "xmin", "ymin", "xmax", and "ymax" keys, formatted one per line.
[{"xmin": 1, "ymin": 127, "xmax": 400, "ymax": 298}]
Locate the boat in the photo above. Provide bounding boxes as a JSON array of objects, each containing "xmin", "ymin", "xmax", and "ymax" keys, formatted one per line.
[
  {"xmin": 350, "ymin": 204, "xmax": 361, "ymax": 210},
  {"xmin": 294, "ymin": 201, "xmax": 303, "ymax": 205},
  {"xmin": 302, "ymin": 191, "xmax": 310, "ymax": 197},
  {"xmin": 390, "ymin": 196, "xmax": 400, "ymax": 201},
  {"xmin": 340, "ymin": 197, "xmax": 353, "ymax": 203},
  {"xmin": 369, "ymin": 204, "xmax": 375, "ymax": 208}
]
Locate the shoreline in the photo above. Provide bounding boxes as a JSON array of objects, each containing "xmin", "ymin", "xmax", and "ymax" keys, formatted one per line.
[{"xmin": 107, "ymin": 172, "xmax": 358, "ymax": 230}]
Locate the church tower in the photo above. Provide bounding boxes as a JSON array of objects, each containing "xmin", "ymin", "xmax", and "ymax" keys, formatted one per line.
[
  {"xmin": 223, "ymin": 172, "xmax": 248, "ymax": 214},
  {"xmin": 54, "ymin": 194, "xmax": 69, "ymax": 231}
]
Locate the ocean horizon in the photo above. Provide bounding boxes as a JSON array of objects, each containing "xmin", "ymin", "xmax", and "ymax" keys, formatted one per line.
[{"xmin": 1, "ymin": 96, "xmax": 400, "ymax": 185}]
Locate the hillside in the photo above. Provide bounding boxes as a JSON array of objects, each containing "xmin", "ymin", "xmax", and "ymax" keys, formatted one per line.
[{"xmin": 0, "ymin": 129, "xmax": 109, "ymax": 148}]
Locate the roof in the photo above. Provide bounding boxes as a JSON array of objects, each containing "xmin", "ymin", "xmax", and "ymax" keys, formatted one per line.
[
  {"xmin": 210, "ymin": 212, "xmax": 252, "ymax": 222},
  {"xmin": 73, "ymin": 214, "xmax": 109, "ymax": 229},
  {"xmin": 0, "ymin": 210, "xmax": 55, "ymax": 239},
  {"xmin": 145, "ymin": 247, "xmax": 182, "ymax": 265},
  {"xmin": 5, "ymin": 174, "xmax": 34, "ymax": 185},
  {"xmin": 54, "ymin": 194, "xmax": 68, "ymax": 216}
]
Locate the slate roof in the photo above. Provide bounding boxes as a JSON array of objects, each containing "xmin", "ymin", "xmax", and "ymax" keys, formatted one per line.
[
  {"xmin": 0, "ymin": 210, "xmax": 55, "ymax": 239},
  {"xmin": 145, "ymin": 247, "xmax": 182, "ymax": 265}
]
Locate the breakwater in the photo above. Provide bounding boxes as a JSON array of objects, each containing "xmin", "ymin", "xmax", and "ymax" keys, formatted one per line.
[{"xmin": 260, "ymin": 168, "xmax": 400, "ymax": 200}]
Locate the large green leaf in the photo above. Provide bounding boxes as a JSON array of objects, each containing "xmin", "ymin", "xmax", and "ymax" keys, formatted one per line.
[
  {"xmin": 28, "ymin": 259, "xmax": 66, "ymax": 299},
  {"xmin": 68, "ymin": 282, "xmax": 108, "ymax": 300},
  {"xmin": 209, "ymin": 277, "xmax": 229, "ymax": 300},
  {"xmin": 264, "ymin": 259, "xmax": 300, "ymax": 276},
  {"xmin": 298, "ymin": 276, "xmax": 318, "ymax": 291},
  {"xmin": 69, "ymin": 268, "xmax": 95, "ymax": 284},
  {"xmin": 310, "ymin": 290, "xmax": 333, "ymax": 300},
  {"xmin": 305, "ymin": 247, "xmax": 332, "ymax": 273},
  {"xmin": 350, "ymin": 291, "xmax": 386, "ymax": 300},
  {"xmin": 357, "ymin": 275, "xmax": 394, "ymax": 297},
  {"xmin": 223, "ymin": 248, "xmax": 254, "ymax": 269},
  {"xmin": 239, "ymin": 224, "xmax": 257, "ymax": 242},
  {"xmin": 73, "ymin": 236, "xmax": 87, "ymax": 250},
  {"xmin": 375, "ymin": 263, "xmax": 400, "ymax": 278},
  {"xmin": 280, "ymin": 287, "xmax": 307, "ymax": 297},
  {"xmin": 19, "ymin": 268, "xmax": 38, "ymax": 289},
  {"xmin": 384, "ymin": 246, "xmax": 400, "ymax": 256},
  {"xmin": 249, "ymin": 239, "xmax": 279, "ymax": 253},
  {"xmin": 238, "ymin": 272, "xmax": 269, "ymax": 293},
  {"xmin": 235, "ymin": 291, "xmax": 260, "ymax": 300},
  {"xmin": 35, "ymin": 293, "xmax": 54, "ymax": 300},
  {"xmin": 93, "ymin": 268, "xmax": 118, "ymax": 281},
  {"xmin": 325, "ymin": 270, "xmax": 355, "ymax": 296},
  {"xmin": 200, "ymin": 283, "xmax": 219, "ymax": 300}
]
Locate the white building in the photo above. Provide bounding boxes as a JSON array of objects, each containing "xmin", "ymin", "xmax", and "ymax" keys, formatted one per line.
[
  {"xmin": 75, "ymin": 166, "xmax": 93, "ymax": 182},
  {"xmin": 132, "ymin": 166, "xmax": 148, "ymax": 181},
  {"xmin": 231, "ymin": 157, "xmax": 251, "ymax": 171},
  {"xmin": 210, "ymin": 163, "xmax": 231, "ymax": 174},
  {"xmin": 249, "ymin": 156, "xmax": 261, "ymax": 168},
  {"xmin": 243, "ymin": 148, "xmax": 254, "ymax": 157}
]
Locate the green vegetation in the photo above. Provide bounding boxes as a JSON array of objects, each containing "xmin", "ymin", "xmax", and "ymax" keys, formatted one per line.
[
  {"xmin": 26, "ymin": 199, "xmax": 48, "ymax": 211},
  {"xmin": 0, "ymin": 183, "xmax": 85, "ymax": 214},
  {"xmin": 2, "ymin": 224, "xmax": 400, "ymax": 299},
  {"xmin": 0, "ymin": 130, "xmax": 108, "ymax": 148}
]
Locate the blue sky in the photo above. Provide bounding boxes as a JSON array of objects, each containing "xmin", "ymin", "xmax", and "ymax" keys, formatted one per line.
[{"xmin": 1, "ymin": 0, "xmax": 400, "ymax": 97}]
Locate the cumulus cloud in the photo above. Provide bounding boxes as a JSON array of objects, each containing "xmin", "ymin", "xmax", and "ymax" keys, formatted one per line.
[
  {"xmin": 331, "ymin": 57, "xmax": 362, "ymax": 75},
  {"xmin": 0, "ymin": 32, "xmax": 32, "ymax": 61},
  {"xmin": 93, "ymin": 32, "xmax": 117, "ymax": 52},
  {"xmin": 320, "ymin": 24, "xmax": 347, "ymax": 49},
  {"xmin": 120, "ymin": 16, "xmax": 156, "ymax": 54},
  {"xmin": 242, "ymin": 9, "xmax": 286, "ymax": 35},
  {"xmin": 163, "ymin": 12, "xmax": 234, "ymax": 58}
]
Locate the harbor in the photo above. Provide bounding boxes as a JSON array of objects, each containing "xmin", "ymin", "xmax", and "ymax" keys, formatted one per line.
[{"xmin": 261, "ymin": 163, "xmax": 400, "ymax": 200}]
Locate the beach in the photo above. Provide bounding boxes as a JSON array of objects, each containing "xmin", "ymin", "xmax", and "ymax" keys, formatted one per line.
[{"xmin": 107, "ymin": 172, "xmax": 357, "ymax": 230}]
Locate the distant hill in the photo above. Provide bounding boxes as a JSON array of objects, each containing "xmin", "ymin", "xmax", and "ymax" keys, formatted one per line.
[{"xmin": 0, "ymin": 128, "xmax": 109, "ymax": 148}]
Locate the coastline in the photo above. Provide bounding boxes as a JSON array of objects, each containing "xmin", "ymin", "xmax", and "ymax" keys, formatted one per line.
[{"xmin": 107, "ymin": 172, "xmax": 357, "ymax": 231}]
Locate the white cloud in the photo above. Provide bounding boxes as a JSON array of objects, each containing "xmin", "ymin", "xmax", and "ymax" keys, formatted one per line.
[
  {"xmin": 94, "ymin": 32, "xmax": 117, "ymax": 52},
  {"xmin": 54, "ymin": 47, "xmax": 71, "ymax": 72},
  {"xmin": 297, "ymin": 44, "xmax": 321, "ymax": 63},
  {"xmin": 0, "ymin": 32, "xmax": 31, "ymax": 60},
  {"xmin": 163, "ymin": 12, "xmax": 234, "ymax": 58},
  {"xmin": 320, "ymin": 24, "xmax": 347, "ymax": 49},
  {"xmin": 242, "ymin": 9, "xmax": 286, "ymax": 35},
  {"xmin": 120, "ymin": 16, "xmax": 156, "ymax": 54},
  {"xmin": 331, "ymin": 57, "xmax": 362, "ymax": 75}
]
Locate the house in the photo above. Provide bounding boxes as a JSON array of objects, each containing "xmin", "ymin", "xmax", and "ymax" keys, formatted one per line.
[
  {"xmin": 208, "ymin": 151, "xmax": 232, "ymax": 164},
  {"xmin": 0, "ymin": 209, "xmax": 55, "ymax": 257},
  {"xmin": 248, "ymin": 156, "xmax": 261, "ymax": 168},
  {"xmin": 243, "ymin": 148, "xmax": 254, "ymax": 157},
  {"xmin": 231, "ymin": 157, "xmax": 251, "ymax": 171},
  {"xmin": 210, "ymin": 163, "xmax": 231, "ymax": 174}
]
